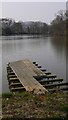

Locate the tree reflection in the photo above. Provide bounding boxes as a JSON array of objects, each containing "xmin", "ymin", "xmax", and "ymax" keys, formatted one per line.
[{"xmin": 50, "ymin": 36, "xmax": 66, "ymax": 58}]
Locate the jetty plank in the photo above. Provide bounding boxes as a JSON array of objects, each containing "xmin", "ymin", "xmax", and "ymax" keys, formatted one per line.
[
  {"xmin": 9, "ymin": 59, "xmax": 48, "ymax": 94},
  {"xmin": 34, "ymin": 74, "xmax": 57, "ymax": 80},
  {"xmin": 11, "ymin": 87, "xmax": 26, "ymax": 91}
]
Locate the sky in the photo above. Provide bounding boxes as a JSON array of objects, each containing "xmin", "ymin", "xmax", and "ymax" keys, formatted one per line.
[{"xmin": 0, "ymin": 2, "xmax": 66, "ymax": 24}]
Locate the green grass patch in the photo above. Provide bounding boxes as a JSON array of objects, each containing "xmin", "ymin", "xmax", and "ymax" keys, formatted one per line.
[
  {"xmin": 59, "ymin": 104, "xmax": 68, "ymax": 112},
  {"xmin": 13, "ymin": 91, "xmax": 34, "ymax": 100},
  {"xmin": 2, "ymin": 93, "xmax": 13, "ymax": 98}
]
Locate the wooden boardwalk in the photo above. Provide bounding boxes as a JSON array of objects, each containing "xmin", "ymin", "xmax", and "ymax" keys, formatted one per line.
[
  {"xmin": 7, "ymin": 59, "xmax": 48, "ymax": 94},
  {"xmin": 7, "ymin": 59, "xmax": 68, "ymax": 94}
]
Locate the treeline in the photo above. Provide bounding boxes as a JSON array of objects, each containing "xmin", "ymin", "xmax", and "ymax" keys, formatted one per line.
[
  {"xmin": 0, "ymin": 10, "xmax": 68, "ymax": 36},
  {"xmin": 0, "ymin": 20, "xmax": 48, "ymax": 35},
  {"xmin": 50, "ymin": 10, "xmax": 68, "ymax": 36}
]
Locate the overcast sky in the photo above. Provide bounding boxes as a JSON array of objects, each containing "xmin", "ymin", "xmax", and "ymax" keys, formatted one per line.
[{"xmin": 1, "ymin": 2, "xmax": 66, "ymax": 24}]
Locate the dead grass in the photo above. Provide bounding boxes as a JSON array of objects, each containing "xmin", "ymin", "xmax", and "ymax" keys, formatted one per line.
[{"xmin": 2, "ymin": 92, "xmax": 68, "ymax": 119}]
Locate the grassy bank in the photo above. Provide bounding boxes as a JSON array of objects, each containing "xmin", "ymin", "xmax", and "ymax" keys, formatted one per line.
[{"xmin": 2, "ymin": 92, "xmax": 68, "ymax": 119}]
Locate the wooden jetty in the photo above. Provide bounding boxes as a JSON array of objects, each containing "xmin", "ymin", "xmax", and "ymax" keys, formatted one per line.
[
  {"xmin": 7, "ymin": 59, "xmax": 48, "ymax": 94},
  {"xmin": 7, "ymin": 59, "xmax": 68, "ymax": 94}
]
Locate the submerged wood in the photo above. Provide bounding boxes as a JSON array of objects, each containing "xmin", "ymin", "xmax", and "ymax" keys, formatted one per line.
[
  {"xmin": 48, "ymin": 87, "xmax": 68, "ymax": 93},
  {"xmin": 39, "ymin": 78, "xmax": 63, "ymax": 84},
  {"xmin": 43, "ymin": 82, "xmax": 68, "ymax": 88},
  {"xmin": 45, "ymin": 72, "xmax": 51, "ymax": 75},
  {"xmin": 33, "ymin": 62, "xmax": 36, "ymax": 64},
  {"xmin": 34, "ymin": 74, "xmax": 57, "ymax": 80},
  {"xmin": 38, "ymin": 66, "xmax": 42, "ymax": 68},
  {"xmin": 41, "ymin": 69, "xmax": 46, "ymax": 71}
]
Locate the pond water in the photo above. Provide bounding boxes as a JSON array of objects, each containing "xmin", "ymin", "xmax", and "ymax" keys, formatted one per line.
[{"xmin": 0, "ymin": 35, "xmax": 66, "ymax": 93}]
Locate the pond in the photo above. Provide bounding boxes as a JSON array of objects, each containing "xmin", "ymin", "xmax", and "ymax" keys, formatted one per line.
[{"xmin": 0, "ymin": 35, "xmax": 66, "ymax": 93}]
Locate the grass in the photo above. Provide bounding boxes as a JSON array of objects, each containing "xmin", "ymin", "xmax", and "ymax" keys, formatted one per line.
[
  {"xmin": 1, "ymin": 117, "xmax": 67, "ymax": 120},
  {"xmin": 2, "ymin": 93, "xmax": 13, "ymax": 98},
  {"xmin": 2, "ymin": 92, "xmax": 68, "ymax": 119}
]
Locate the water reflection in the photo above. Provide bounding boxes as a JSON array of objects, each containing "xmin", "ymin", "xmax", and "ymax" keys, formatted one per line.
[
  {"xmin": 50, "ymin": 36, "xmax": 66, "ymax": 58},
  {"xmin": 50, "ymin": 36, "xmax": 66, "ymax": 83}
]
